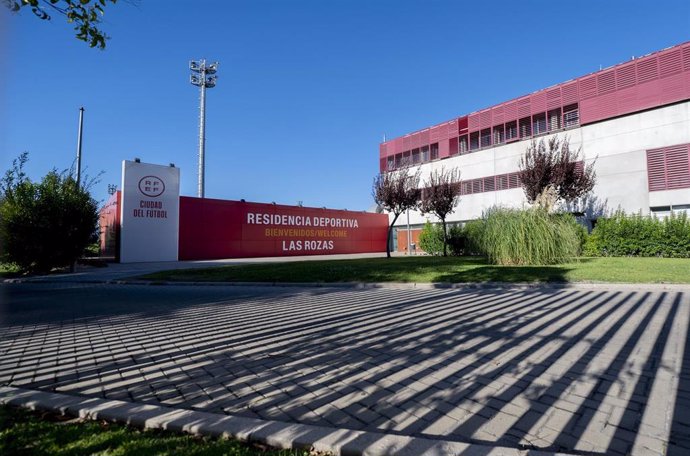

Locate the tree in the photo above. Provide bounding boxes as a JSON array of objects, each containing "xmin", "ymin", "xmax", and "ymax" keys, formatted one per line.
[
  {"xmin": 372, "ymin": 165, "xmax": 421, "ymax": 258},
  {"xmin": 419, "ymin": 167, "xmax": 461, "ymax": 257},
  {"xmin": 0, "ymin": 153, "xmax": 99, "ymax": 273},
  {"xmin": 519, "ymin": 136, "xmax": 596, "ymax": 211},
  {"xmin": 2, "ymin": 0, "xmax": 118, "ymax": 49}
]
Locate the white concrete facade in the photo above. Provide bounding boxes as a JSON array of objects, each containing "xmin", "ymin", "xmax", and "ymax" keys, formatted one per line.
[{"xmin": 393, "ymin": 100, "xmax": 690, "ymax": 228}]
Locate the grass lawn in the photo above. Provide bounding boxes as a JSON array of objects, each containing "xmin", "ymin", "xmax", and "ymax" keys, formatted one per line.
[
  {"xmin": 140, "ymin": 256, "xmax": 690, "ymax": 284},
  {"xmin": 0, "ymin": 405, "xmax": 308, "ymax": 456}
]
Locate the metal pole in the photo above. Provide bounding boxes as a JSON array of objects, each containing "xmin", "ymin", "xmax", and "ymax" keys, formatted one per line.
[
  {"xmin": 198, "ymin": 61, "xmax": 206, "ymax": 198},
  {"xmin": 76, "ymin": 107, "xmax": 84, "ymax": 186},
  {"xmin": 406, "ymin": 209, "xmax": 411, "ymax": 255}
]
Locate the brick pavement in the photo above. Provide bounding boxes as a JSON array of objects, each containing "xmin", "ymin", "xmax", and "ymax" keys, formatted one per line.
[{"xmin": 1, "ymin": 283, "xmax": 688, "ymax": 455}]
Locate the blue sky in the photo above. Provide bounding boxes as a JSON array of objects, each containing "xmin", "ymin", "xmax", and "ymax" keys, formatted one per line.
[{"xmin": 2, "ymin": 0, "xmax": 689, "ymax": 210}]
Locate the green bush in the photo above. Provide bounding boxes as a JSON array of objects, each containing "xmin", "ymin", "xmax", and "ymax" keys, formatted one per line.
[
  {"xmin": 446, "ymin": 225, "xmax": 465, "ymax": 256},
  {"xmin": 462, "ymin": 219, "xmax": 486, "ymax": 256},
  {"xmin": 480, "ymin": 207, "xmax": 580, "ymax": 265},
  {"xmin": 0, "ymin": 154, "xmax": 99, "ymax": 273},
  {"xmin": 585, "ymin": 211, "xmax": 690, "ymax": 257},
  {"xmin": 418, "ymin": 221, "xmax": 445, "ymax": 256}
]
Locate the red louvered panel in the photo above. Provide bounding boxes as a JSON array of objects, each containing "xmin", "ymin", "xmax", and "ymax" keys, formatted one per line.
[
  {"xmin": 659, "ymin": 73, "xmax": 686, "ymax": 105},
  {"xmin": 579, "ymin": 97, "xmax": 599, "ymax": 124},
  {"xmin": 448, "ymin": 137, "xmax": 458, "ymax": 156},
  {"xmin": 483, "ymin": 176, "xmax": 496, "ymax": 192},
  {"xmin": 420, "ymin": 129, "xmax": 430, "ymax": 146},
  {"xmin": 596, "ymin": 93, "xmax": 618, "ymax": 121},
  {"xmin": 379, "ymin": 143, "xmax": 387, "ymax": 157},
  {"xmin": 616, "ymin": 85, "xmax": 639, "ymax": 112},
  {"xmin": 457, "ymin": 116, "xmax": 469, "ymax": 134},
  {"xmin": 579, "ymin": 75, "xmax": 598, "ymax": 99},
  {"xmin": 496, "ymin": 174, "xmax": 509, "ymax": 190},
  {"xmin": 471, "ymin": 179, "xmax": 483, "ymax": 194},
  {"xmin": 379, "ymin": 158, "xmax": 386, "ymax": 172},
  {"xmin": 508, "ymin": 173, "xmax": 520, "ymax": 189},
  {"xmin": 402, "ymin": 135, "xmax": 411, "ymax": 151},
  {"xmin": 637, "ymin": 57, "xmax": 659, "ymax": 83},
  {"xmin": 683, "ymin": 45, "xmax": 690, "ymax": 71},
  {"xmin": 646, "ymin": 148, "xmax": 667, "ymax": 191},
  {"xmin": 561, "ymin": 81, "xmax": 579, "ymax": 104},
  {"xmin": 503, "ymin": 101, "xmax": 518, "ymax": 122},
  {"xmin": 447, "ymin": 119, "xmax": 458, "ymax": 140},
  {"xmin": 597, "ymin": 70, "xmax": 616, "ymax": 95},
  {"xmin": 665, "ymin": 145, "xmax": 690, "ymax": 189},
  {"xmin": 517, "ymin": 97, "xmax": 531, "ymax": 117},
  {"xmin": 480, "ymin": 109, "xmax": 492, "ymax": 128},
  {"xmin": 468, "ymin": 113, "xmax": 481, "ymax": 132},
  {"xmin": 429, "ymin": 125, "xmax": 440, "ymax": 142},
  {"xmin": 411, "ymin": 132, "xmax": 422, "ymax": 149},
  {"xmin": 636, "ymin": 79, "xmax": 661, "ymax": 108},
  {"xmin": 438, "ymin": 139, "xmax": 450, "ymax": 159},
  {"xmin": 530, "ymin": 92, "xmax": 547, "ymax": 113},
  {"xmin": 546, "ymin": 87, "xmax": 561, "ymax": 109},
  {"xmin": 659, "ymin": 49, "xmax": 683, "ymax": 77},
  {"xmin": 616, "ymin": 64, "xmax": 637, "ymax": 89},
  {"xmin": 492, "ymin": 106, "xmax": 504, "ymax": 124}
]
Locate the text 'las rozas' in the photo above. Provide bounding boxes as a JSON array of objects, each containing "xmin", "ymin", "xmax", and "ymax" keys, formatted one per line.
[{"xmin": 282, "ymin": 240, "xmax": 335, "ymax": 251}]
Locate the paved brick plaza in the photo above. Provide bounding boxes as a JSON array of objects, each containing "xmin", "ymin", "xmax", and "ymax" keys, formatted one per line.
[{"xmin": 1, "ymin": 283, "xmax": 689, "ymax": 455}]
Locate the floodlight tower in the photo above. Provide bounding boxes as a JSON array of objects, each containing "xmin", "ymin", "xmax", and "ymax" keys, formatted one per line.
[{"xmin": 189, "ymin": 59, "xmax": 218, "ymax": 198}]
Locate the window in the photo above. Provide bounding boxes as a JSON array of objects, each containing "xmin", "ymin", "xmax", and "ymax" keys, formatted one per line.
[
  {"xmin": 394, "ymin": 153, "xmax": 403, "ymax": 169},
  {"xmin": 505, "ymin": 121, "xmax": 518, "ymax": 141},
  {"xmin": 548, "ymin": 108, "xmax": 561, "ymax": 131},
  {"xmin": 563, "ymin": 103, "xmax": 579, "ymax": 127},
  {"xmin": 402, "ymin": 150, "xmax": 411, "ymax": 165},
  {"xmin": 519, "ymin": 117, "xmax": 532, "ymax": 138},
  {"xmin": 412, "ymin": 149, "xmax": 421, "ymax": 164},
  {"xmin": 493, "ymin": 125, "xmax": 505, "ymax": 144},
  {"xmin": 459, "ymin": 135, "xmax": 468, "ymax": 154},
  {"xmin": 430, "ymin": 143, "xmax": 439, "ymax": 160},
  {"xmin": 470, "ymin": 132, "xmax": 480, "ymax": 151},
  {"xmin": 387, "ymin": 156, "xmax": 394, "ymax": 170},
  {"xmin": 532, "ymin": 113, "xmax": 547, "ymax": 135},
  {"xmin": 421, "ymin": 146, "xmax": 430, "ymax": 162},
  {"xmin": 449, "ymin": 137, "xmax": 459, "ymax": 156},
  {"xmin": 480, "ymin": 129, "xmax": 492, "ymax": 148}
]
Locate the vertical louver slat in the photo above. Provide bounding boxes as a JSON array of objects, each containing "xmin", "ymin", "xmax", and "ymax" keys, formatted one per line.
[{"xmin": 683, "ymin": 45, "xmax": 690, "ymax": 71}]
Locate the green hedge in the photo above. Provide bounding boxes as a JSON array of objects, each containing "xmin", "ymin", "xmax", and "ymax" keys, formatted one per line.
[
  {"xmin": 585, "ymin": 211, "xmax": 690, "ymax": 257},
  {"xmin": 418, "ymin": 221, "xmax": 445, "ymax": 256}
]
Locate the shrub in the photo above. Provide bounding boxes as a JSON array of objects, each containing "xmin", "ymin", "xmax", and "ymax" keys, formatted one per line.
[
  {"xmin": 585, "ymin": 211, "xmax": 690, "ymax": 257},
  {"xmin": 480, "ymin": 207, "xmax": 580, "ymax": 265},
  {"xmin": 446, "ymin": 225, "xmax": 465, "ymax": 256},
  {"xmin": 418, "ymin": 221, "xmax": 445, "ymax": 256},
  {"xmin": 461, "ymin": 220, "xmax": 486, "ymax": 256},
  {"xmin": 0, "ymin": 155, "xmax": 99, "ymax": 273}
]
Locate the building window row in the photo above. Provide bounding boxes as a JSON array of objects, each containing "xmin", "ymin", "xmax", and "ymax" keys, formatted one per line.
[
  {"xmin": 459, "ymin": 171, "xmax": 522, "ymax": 195},
  {"xmin": 386, "ymin": 104, "xmax": 581, "ymax": 171},
  {"xmin": 456, "ymin": 104, "xmax": 580, "ymax": 155}
]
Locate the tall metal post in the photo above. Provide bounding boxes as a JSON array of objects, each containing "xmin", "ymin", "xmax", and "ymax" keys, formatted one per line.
[
  {"xmin": 189, "ymin": 59, "xmax": 218, "ymax": 199},
  {"xmin": 76, "ymin": 107, "xmax": 84, "ymax": 186},
  {"xmin": 197, "ymin": 66, "xmax": 206, "ymax": 198}
]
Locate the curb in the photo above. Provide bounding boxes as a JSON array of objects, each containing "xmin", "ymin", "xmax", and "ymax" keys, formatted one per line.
[
  {"xmin": 0, "ymin": 386, "xmax": 573, "ymax": 456},
  {"xmin": 4, "ymin": 276, "xmax": 690, "ymax": 292}
]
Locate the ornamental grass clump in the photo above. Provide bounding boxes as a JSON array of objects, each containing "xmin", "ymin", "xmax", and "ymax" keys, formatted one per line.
[{"xmin": 481, "ymin": 207, "xmax": 580, "ymax": 265}]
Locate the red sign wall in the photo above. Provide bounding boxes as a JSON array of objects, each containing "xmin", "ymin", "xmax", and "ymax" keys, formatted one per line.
[{"xmin": 178, "ymin": 197, "xmax": 389, "ymax": 260}]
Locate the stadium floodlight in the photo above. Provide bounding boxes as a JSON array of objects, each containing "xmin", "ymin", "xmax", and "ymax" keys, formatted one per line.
[{"xmin": 188, "ymin": 59, "xmax": 219, "ymax": 198}]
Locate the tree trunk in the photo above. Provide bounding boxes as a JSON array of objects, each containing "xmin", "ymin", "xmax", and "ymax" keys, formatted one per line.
[
  {"xmin": 441, "ymin": 218, "xmax": 448, "ymax": 257},
  {"xmin": 386, "ymin": 213, "xmax": 400, "ymax": 258}
]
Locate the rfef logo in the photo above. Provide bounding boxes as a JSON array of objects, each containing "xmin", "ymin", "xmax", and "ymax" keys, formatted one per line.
[{"xmin": 138, "ymin": 176, "xmax": 165, "ymax": 197}]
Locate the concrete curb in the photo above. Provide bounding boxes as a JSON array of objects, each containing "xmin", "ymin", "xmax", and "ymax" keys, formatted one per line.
[
  {"xmin": 5, "ymin": 276, "xmax": 690, "ymax": 292},
  {"xmin": 0, "ymin": 386, "xmax": 572, "ymax": 456}
]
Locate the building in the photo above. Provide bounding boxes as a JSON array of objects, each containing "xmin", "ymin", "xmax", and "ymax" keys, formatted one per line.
[{"xmin": 379, "ymin": 41, "xmax": 690, "ymax": 252}]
